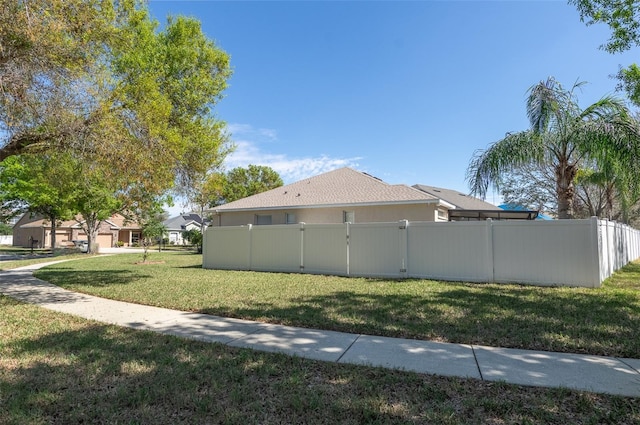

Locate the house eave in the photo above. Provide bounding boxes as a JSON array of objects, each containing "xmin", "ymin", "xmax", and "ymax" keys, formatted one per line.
[{"xmin": 210, "ymin": 199, "xmax": 452, "ymax": 214}]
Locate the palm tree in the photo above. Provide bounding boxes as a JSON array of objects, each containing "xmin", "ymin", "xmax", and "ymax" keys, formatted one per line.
[{"xmin": 467, "ymin": 77, "xmax": 640, "ymax": 219}]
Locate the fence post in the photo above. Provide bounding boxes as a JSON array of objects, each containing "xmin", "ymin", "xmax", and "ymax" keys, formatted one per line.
[
  {"xmin": 590, "ymin": 217, "xmax": 602, "ymax": 287},
  {"xmin": 399, "ymin": 220, "xmax": 408, "ymax": 277},
  {"xmin": 299, "ymin": 222, "xmax": 305, "ymax": 272},
  {"xmin": 202, "ymin": 226, "xmax": 208, "ymax": 267},
  {"xmin": 486, "ymin": 218, "xmax": 494, "ymax": 283},
  {"xmin": 246, "ymin": 224, "xmax": 253, "ymax": 271},
  {"xmin": 345, "ymin": 222, "xmax": 350, "ymax": 276}
]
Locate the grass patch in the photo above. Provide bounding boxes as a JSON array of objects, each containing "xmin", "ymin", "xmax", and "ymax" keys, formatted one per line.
[
  {"xmin": 2, "ymin": 295, "xmax": 639, "ymax": 424},
  {"xmin": 33, "ymin": 252, "xmax": 640, "ymax": 358}
]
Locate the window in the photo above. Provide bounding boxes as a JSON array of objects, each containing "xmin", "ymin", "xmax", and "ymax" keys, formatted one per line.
[
  {"xmin": 285, "ymin": 213, "xmax": 297, "ymax": 224},
  {"xmin": 256, "ymin": 215, "xmax": 272, "ymax": 225},
  {"xmin": 437, "ymin": 209, "xmax": 448, "ymax": 221},
  {"xmin": 131, "ymin": 232, "xmax": 141, "ymax": 244},
  {"xmin": 343, "ymin": 211, "xmax": 355, "ymax": 223}
]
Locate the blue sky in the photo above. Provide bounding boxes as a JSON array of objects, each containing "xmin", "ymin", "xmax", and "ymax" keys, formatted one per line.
[{"xmin": 148, "ymin": 0, "xmax": 638, "ymax": 212}]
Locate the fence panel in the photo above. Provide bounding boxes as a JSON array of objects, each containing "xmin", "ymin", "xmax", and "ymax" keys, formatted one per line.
[
  {"xmin": 202, "ymin": 218, "xmax": 640, "ymax": 287},
  {"xmin": 597, "ymin": 220, "xmax": 612, "ymax": 282},
  {"xmin": 599, "ymin": 220, "xmax": 624, "ymax": 281},
  {"xmin": 492, "ymin": 220, "xmax": 599, "ymax": 287},
  {"xmin": 616, "ymin": 223, "xmax": 630, "ymax": 269},
  {"xmin": 250, "ymin": 225, "xmax": 302, "ymax": 273},
  {"xmin": 203, "ymin": 226, "xmax": 251, "ymax": 270},
  {"xmin": 407, "ymin": 221, "xmax": 492, "ymax": 281},
  {"xmin": 302, "ymin": 224, "xmax": 349, "ymax": 275},
  {"xmin": 0, "ymin": 235, "xmax": 12, "ymax": 245},
  {"xmin": 348, "ymin": 222, "xmax": 404, "ymax": 278}
]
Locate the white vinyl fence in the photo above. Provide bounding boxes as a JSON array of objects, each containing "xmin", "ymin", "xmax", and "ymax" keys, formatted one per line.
[
  {"xmin": 203, "ymin": 218, "xmax": 640, "ymax": 287},
  {"xmin": 0, "ymin": 235, "xmax": 12, "ymax": 245}
]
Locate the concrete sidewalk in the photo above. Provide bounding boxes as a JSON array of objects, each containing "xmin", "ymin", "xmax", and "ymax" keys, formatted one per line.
[{"xmin": 1, "ymin": 262, "xmax": 639, "ymax": 398}]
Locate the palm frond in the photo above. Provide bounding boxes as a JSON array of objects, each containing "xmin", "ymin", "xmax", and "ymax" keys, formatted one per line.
[
  {"xmin": 526, "ymin": 77, "xmax": 574, "ymax": 134},
  {"xmin": 580, "ymin": 95, "xmax": 629, "ymax": 121},
  {"xmin": 466, "ymin": 131, "xmax": 545, "ymax": 199}
]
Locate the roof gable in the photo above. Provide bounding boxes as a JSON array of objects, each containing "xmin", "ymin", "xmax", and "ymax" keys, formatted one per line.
[
  {"xmin": 163, "ymin": 213, "xmax": 203, "ymax": 229},
  {"xmin": 213, "ymin": 168, "xmax": 443, "ymax": 212}
]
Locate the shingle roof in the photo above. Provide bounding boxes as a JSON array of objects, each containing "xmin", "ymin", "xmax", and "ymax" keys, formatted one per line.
[
  {"xmin": 412, "ymin": 184, "xmax": 501, "ymax": 210},
  {"xmin": 213, "ymin": 167, "xmax": 446, "ymax": 212},
  {"xmin": 19, "ymin": 217, "xmax": 78, "ymax": 229},
  {"xmin": 163, "ymin": 213, "xmax": 203, "ymax": 230},
  {"xmin": 18, "ymin": 214, "xmax": 141, "ymax": 229}
]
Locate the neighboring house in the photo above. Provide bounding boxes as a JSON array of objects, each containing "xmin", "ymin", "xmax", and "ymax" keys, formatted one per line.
[
  {"xmin": 12, "ymin": 213, "xmax": 142, "ymax": 248},
  {"xmin": 209, "ymin": 167, "xmax": 456, "ymax": 226},
  {"xmin": 163, "ymin": 213, "xmax": 203, "ymax": 244},
  {"xmin": 413, "ymin": 184, "xmax": 539, "ymax": 221}
]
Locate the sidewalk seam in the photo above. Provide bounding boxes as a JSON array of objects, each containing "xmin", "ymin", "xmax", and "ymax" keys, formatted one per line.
[
  {"xmin": 617, "ymin": 357, "xmax": 640, "ymax": 374},
  {"xmin": 471, "ymin": 345, "xmax": 484, "ymax": 380},
  {"xmin": 223, "ymin": 323, "xmax": 271, "ymax": 346},
  {"xmin": 336, "ymin": 334, "xmax": 362, "ymax": 363}
]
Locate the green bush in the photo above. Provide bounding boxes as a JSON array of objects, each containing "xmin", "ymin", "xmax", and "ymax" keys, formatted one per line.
[{"xmin": 0, "ymin": 223, "xmax": 12, "ymax": 235}]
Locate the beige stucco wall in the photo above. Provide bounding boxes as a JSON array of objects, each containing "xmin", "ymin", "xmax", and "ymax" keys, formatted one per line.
[
  {"xmin": 118, "ymin": 230, "xmax": 141, "ymax": 246},
  {"xmin": 213, "ymin": 203, "xmax": 448, "ymax": 227},
  {"xmin": 13, "ymin": 227, "xmax": 44, "ymax": 247}
]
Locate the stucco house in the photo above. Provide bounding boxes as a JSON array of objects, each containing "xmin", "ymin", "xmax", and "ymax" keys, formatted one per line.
[
  {"xmin": 163, "ymin": 213, "xmax": 203, "ymax": 244},
  {"xmin": 13, "ymin": 213, "xmax": 142, "ymax": 248},
  {"xmin": 208, "ymin": 167, "xmax": 457, "ymax": 226}
]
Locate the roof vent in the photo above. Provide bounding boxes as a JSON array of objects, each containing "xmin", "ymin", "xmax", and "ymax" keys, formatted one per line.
[{"xmin": 363, "ymin": 172, "xmax": 383, "ymax": 181}]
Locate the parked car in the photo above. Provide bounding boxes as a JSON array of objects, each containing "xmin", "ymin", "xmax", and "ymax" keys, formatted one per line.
[{"xmin": 72, "ymin": 240, "xmax": 89, "ymax": 253}]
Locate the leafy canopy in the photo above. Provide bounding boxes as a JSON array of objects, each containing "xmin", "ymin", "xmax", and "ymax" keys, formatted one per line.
[
  {"xmin": 1, "ymin": 1, "xmax": 233, "ymax": 203},
  {"xmin": 0, "ymin": 152, "xmax": 80, "ymax": 250},
  {"xmin": 1, "ymin": 1, "xmax": 233, "ymax": 246},
  {"xmin": 570, "ymin": 0, "xmax": 640, "ymax": 53},
  {"xmin": 222, "ymin": 165, "xmax": 284, "ymax": 204},
  {"xmin": 570, "ymin": 1, "xmax": 640, "ymax": 108}
]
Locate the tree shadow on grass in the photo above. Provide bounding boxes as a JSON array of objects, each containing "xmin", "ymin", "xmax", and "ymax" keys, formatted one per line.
[
  {"xmin": 198, "ymin": 284, "xmax": 640, "ymax": 358},
  {"xmin": 3, "ymin": 297, "xmax": 639, "ymax": 425},
  {"xmin": 0, "ymin": 306, "xmax": 495, "ymax": 424},
  {"xmin": 176, "ymin": 264, "xmax": 205, "ymax": 269},
  {"xmin": 34, "ymin": 266, "xmax": 152, "ymax": 288}
]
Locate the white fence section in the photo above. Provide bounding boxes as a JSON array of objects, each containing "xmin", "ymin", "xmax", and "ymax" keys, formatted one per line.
[
  {"xmin": 0, "ymin": 235, "xmax": 12, "ymax": 245},
  {"xmin": 202, "ymin": 218, "xmax": 640, "ymax": 287}
]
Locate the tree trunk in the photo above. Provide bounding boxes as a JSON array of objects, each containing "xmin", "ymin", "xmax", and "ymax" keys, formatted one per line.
[
  {"xmin": 81, "ymin": 214, "xmax": 100, "ymax": 254},
  {"xmin": 555, "ymin": 160, "xmax": 577, "ymax": 219},
  {"xmin": 48, "ymin": 214, "xmax": 57, "ymax": 254}
]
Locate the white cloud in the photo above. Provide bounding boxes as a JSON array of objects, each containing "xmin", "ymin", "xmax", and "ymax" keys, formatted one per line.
[
  {"xmin": 224, "ymin": 124, "xmax": 362, "ymax": 183},
  {"xmin": 227, "ymin": 123, "xmax": 278, "ymax": 142},
  {"xmin": 164, "ymin": 124, "xmax": 363, "ymax": 216}
]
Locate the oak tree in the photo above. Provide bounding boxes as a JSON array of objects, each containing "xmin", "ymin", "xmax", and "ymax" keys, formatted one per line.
[{"xmin": 222, "ymin": 165, "xmax": 284, "ymax": 204}]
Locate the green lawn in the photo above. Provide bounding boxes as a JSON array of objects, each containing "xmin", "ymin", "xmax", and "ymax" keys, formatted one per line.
[
  {"xmin": 0, "ymin": 249, "xmax": 86, "ymax": 271},
  {"xmin": 33, "ymin": 251, "xmax": 640, "ymax": 358},
  {"xmin": 2, "ymin": 295, "xmax": 638, "ymax": 424}
]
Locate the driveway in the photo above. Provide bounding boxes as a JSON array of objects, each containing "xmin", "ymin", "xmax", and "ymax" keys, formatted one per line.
[{"xmin": 99, "ymin": 247, "xmax": 146, "ymax": 254}]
